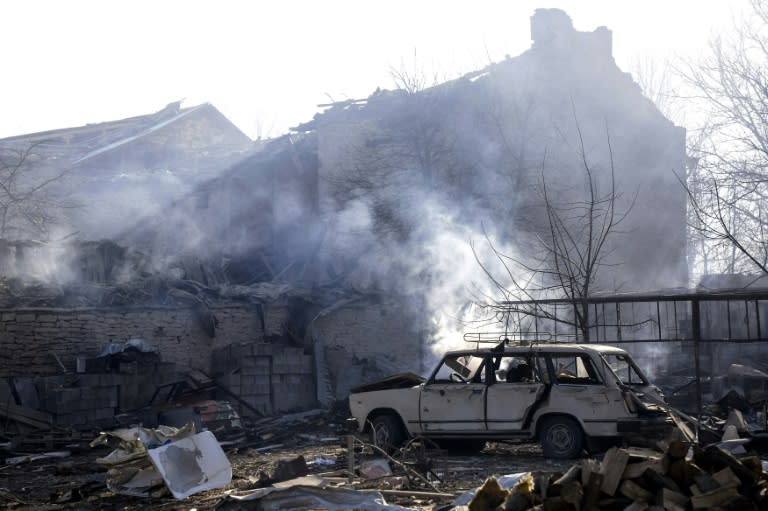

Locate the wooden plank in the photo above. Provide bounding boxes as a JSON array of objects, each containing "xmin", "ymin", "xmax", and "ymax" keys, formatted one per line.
[
  {"xmin": 0, "ymin": 407, "xmax": 51, "ymax": 430},
  {"xmin": 0, "ymin": 402, "xmax": 52, "ymax": 425}
]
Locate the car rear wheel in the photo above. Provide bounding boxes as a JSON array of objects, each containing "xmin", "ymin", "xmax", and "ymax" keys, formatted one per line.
[
  {"xmin": 371, "ymin": 415, "xmax": 404, "ymax": 453},
  {"xmin": 539, "ymin": 416, "xmax": 583, "ymax": 459}
]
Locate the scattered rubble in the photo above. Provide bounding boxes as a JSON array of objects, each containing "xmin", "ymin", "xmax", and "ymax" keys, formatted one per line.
[{"xmin": 90, "ymin": 421, "xmax": 232, "ymax": 499}]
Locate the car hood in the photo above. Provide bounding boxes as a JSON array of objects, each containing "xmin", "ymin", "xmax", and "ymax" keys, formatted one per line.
[{"xmin": 349, "ymin": 372, "xmax": 425, "ymax": 394}]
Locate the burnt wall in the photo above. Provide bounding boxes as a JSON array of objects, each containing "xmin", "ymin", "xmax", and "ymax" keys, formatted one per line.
[
  {"xmin": 0, "ymin": 304, "xmax": 265, "ymax": 377},
  {"xmin": 212, "ymin": 342, "xmax": 316, "ymax": 415},
  {"xmin": 311, "ymin": 298, "xmax": 424, "ymax": 400}
]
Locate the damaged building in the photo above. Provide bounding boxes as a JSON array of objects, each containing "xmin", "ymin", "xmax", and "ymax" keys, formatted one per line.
[
  {"xmin": 298, "ymin": 8, "xmax": 688, "ymax": 293},
  {"xmin": 0, "ymin": 101, "xmax": 253, "ymax": 239},
  {"xmin": 0, "ymin": 9, "xmax": 705, "ymax": 437}
]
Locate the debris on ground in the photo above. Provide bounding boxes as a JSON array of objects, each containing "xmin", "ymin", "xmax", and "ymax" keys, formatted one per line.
[
  {"xmin": 89, "ymin": 421, "xmax": 231, "ymax": 499},
  {"xmin": 7, "ymin": 402, "xmax": 768, "ymax": 510},
  {"xmin": 448, "ymin": 441, "xmax": 768, "ymax": 511}
]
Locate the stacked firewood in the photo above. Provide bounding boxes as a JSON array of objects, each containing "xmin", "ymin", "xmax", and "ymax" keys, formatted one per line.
[{"xmin": 464, "ymin": 441, "xmax": 768, "ymax": 510}]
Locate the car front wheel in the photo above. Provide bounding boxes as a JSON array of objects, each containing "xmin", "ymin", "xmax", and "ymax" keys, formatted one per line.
[
  {"xmin": 539, "ymin": 416, "xmax": 583, "ymax": 459},
  {"xmin": 371, "ymin": 414, "xmax": 404, "ymax": 453}
]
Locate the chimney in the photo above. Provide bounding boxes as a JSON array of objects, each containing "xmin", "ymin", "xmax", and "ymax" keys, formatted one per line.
[
  {"xmin": 530, "ymin": 8, "xmax": 574, "ymax": 48},
  {"xmin": 530, "ymin": 8, "xmax": 613, "ymax": 59}
]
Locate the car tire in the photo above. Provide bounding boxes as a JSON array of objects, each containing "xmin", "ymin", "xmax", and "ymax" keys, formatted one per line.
[
  {"xmin": 539, "ymin": 416, "xmax": 583, "ymax": 459},
  {"xmin": 371, "ymin": 415, "xmax": 404, "ymax": 453}
]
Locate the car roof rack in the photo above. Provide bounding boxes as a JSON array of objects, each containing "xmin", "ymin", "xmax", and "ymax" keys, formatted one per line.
[
  {"xmin": 462, "ymin": 332, "xmax": 585, "ymax": 348},
  {"xmin": 462, "ymin": 331, "xmax": 558, "ymax": 350}
]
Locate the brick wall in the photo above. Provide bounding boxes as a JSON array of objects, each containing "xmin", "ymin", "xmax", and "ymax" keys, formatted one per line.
[{"xmin": 0, "ymin": 304, "xmax": 265, "ymax": 377}]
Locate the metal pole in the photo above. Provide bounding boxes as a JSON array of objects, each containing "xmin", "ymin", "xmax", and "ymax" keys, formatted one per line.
[
  {"xmin": 347, "ymin": 434, "xmax": 354, "ymax": 484},
  {"xmin": 692, "ymin": 299, "xmax": 703, "ymax": 430}
]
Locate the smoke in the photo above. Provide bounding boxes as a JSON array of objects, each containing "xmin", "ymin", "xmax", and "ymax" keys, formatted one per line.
[{"xmin": 325, "ymin": 161, "xmax": 528, "ymax": 372}]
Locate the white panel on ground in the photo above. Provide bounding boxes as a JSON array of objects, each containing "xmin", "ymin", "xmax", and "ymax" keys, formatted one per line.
[{"xmin": 147, "ymin": 431, "xmax": 232, "ymax": 499}]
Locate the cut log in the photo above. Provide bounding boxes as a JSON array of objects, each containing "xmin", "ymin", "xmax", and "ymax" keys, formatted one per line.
[
  {"xmin": 666, "ymin": 440, "xmax": 690, "ymax": 460},
  {"xmin": 623, "ymin": 458, "xmax": 666, "ymax": 480},
  {"xmin": 667, "ymin": 458, "xmax": 701, "ymax": 488},
  {"xmin": 740, "ymin": 455, "xmax": 763, "ymax": 476},
  {"xmin": 541, "ymin": 497, "xmax": 571, "ymax": 511},
  {"xmin": 712, "ymin": 467, "xmax": 741, "ymax": 488},
  {"xmin": 582, "ymin": 471, "xmax": 604, "ymax": 511},
  {"xmin": 625, "ymin": 447, "xmax": 665, "ymax": 461},
  {"xmin": 692, "ymin": 473, "xmax": 720, "ymax": 493},
  {"xmin": 600, "ymin": 447, "xmax": 630, "ymax": 496},
  {"xmin": 691, "ymin": 484, "xmax": 740, "ymax": 509},
  {"xmin": 619, "ymin": 479, "xmax": 653, "ymax": 502},
  {"xmin": 551, "ymin": 464, "xmax": 582, "ymax": 489},
  {"xmin": 581, "ymin": 458, "xmax": 601, "ymax": 487},
  {"xmin": 642, "ymin": 467, "xmax": 682, "ymax": 493},
  {"xmin": 656, "ymin": 488, "xmax": 689, "ymax": 510},
  {"xmin": 695, "ymin": 445, "xmax": 759, "ymax": 485},
  {"xmin": 559, "ymin": 480, "xmax": 583, "ymax": 511}
]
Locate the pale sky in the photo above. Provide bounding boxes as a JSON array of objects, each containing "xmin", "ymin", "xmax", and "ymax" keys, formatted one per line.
[{"xmin": 0, "ymin": 1, "xmax": 748, "ymax": 140}]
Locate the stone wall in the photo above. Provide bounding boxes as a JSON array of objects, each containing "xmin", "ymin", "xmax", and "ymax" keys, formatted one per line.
[{"xmin": 0, "ymin": 304, "xmax": 266, "ymax": 377}]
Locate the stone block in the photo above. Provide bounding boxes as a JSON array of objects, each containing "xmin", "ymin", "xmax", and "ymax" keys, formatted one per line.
[
  {"xmin": 241, "ymin": 375, "xmax": 271, "ymax": 395},
  {"xmin": 59, "ymin": 388, "xmax": 81, "ymax": 404},
  {"xmin": 273, "ymin": 352, "xmax": 313, "ymax": 375},
  {"xmin": 252, "ymin": 343, "xmax": 278, "ymax": 356}
]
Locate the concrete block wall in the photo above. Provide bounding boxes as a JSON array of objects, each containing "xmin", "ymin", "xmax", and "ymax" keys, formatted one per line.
[
  {"xmin": 35, "ymin": 363, "xmax": 181, "ymax": 428},
  {"xmin": 311, "ymin": 299, "xmax": 424, "ymax": 400},
  {"xmin": 0, "ymin": 304, "xmax": 264, "ymax": 378},
  {"xmin": 212, "ymin": 342, "xmax": 315, "ymax": 415}
]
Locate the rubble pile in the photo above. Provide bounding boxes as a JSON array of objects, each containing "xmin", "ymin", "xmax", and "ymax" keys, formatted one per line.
[{"xmin": 456, "ymin": 441, "xmax": 768, "ymax": 511}]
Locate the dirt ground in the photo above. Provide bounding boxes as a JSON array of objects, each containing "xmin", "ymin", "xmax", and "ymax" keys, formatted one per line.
[{"xmin": 0, "ymin": 437, "xmax": 574, "ymax": 510}]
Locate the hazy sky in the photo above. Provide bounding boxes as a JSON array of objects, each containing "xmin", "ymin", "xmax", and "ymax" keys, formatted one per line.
[{"xmin": 0, "ymin": 1, "xmax": 748, "ymax": 140}]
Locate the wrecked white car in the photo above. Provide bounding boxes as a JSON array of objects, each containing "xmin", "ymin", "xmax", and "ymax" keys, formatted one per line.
[{"xmin": 349, "ymin": 343, "xmax": 670, "ymax": 459}]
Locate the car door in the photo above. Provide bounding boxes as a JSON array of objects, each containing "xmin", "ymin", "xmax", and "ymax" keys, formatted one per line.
[
  {"xmin": 486, "ymin": 355, "xmax": 546, "ymax": 431},
  {"xmin": 419, "ymin": 353, "xmax": 487, "ymax": 433}
]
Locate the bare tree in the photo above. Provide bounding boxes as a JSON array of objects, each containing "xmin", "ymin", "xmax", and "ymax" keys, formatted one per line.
[
  {"xmin": 475, "ymin": 123, "xmax": 631, "ymax": 341},
  {"xmin": 0, "ymin": 142, "xmax": 79, "ymax": 240},
  {"xmin": 631, "ymin": 56, "xmax": 685, "ymax": 125},
  {"xmin": 679, "ymin": 0, "xmax": 768, "ymax": 276}
]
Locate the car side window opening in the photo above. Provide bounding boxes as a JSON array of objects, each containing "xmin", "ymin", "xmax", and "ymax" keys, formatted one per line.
[
  {"xmin": 432, "ymin": 354, "xmax": 486, "ymax": 383},
  {"xmin": 549, "ymin": 354, "xmax": 602, "ymax": 385},
  {"xmin": 602, "ymin": 353, "xmax": 647, "ymax": 386},
  {"xmin": 494, "ymin": 356, "xmax": 542, "ymax": 384}
]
